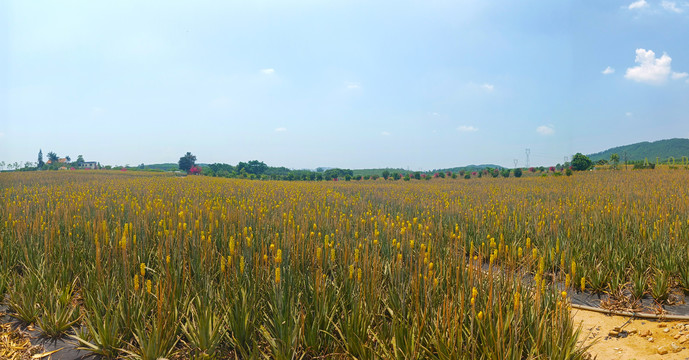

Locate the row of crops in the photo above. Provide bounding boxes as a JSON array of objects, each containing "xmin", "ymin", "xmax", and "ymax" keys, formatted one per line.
[{"xmin": 0, "ymin": 170, "xmax": 687, "ymax": 359}]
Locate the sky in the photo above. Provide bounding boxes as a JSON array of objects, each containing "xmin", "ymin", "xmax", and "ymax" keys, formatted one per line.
[{"xmin": 2, "ymin": 0, "xmax": 688, "ymax": 170}]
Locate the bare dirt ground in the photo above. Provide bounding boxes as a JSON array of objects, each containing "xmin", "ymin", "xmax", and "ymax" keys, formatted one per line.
[{"xmin": 573, "ymin": 309, "xmax": 689, "ymax": 359}]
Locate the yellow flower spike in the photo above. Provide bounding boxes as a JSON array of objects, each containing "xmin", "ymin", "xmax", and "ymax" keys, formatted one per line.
[
  {"xmin": 397, "ymin": 253, "xmax": 402, "ymax": 262},
  {"xmin": 270, "ymin": 243, "xmax": 275, "ymax": 252},
  {"xmin": 263, "ymin": 254, "xmax": 268, "ymax": 263},
  {"xmin": 477, "ymin": 311, "xmax": 484, "ymax": 321},
  {"xmin": 349, "ymin": 265, "xmax": 354, "ymax": 280},
  {"xmin": 330, "ymin": 249, "xmax": 336, "ymax": 262},
  {"xmin": 561, "ymin": 291, "xmax": 567, "ymax": 299},
  {"xmin": 140, "ymin": 263, "xmax": 146, "ymax": 277},
  {"xmin": 275, "ymin": 267, "xmax": 281, "ymax": 284},
  {"xmin": 354, "ymin": 248, "xmax": 359, "ymax": 262},
  {"xmin": 472, "ymin": 287, "xmax": 478, "ymax": 298},
  {"xmin": 316, "ymin": 247, "xmax": 322, "ymax": 262},
  {"xmin": 428, "ymin": 262, "xmax": 434, "ymax": 271},
  {"xmin": 134, "ymin": 274, "xmax": 140, "ymax": 291},
  {"xmin": 166, "ymin": 255, "xmax": 170, "ymax": 264},
  {"xmin": 357, "ymin": 268, "xmax": 362, "ymax": 282},
  {"xmin": 518, "ymin": 247, "xmax": 523, "ymax": 258},
  {"xmin": 146, "ymin": 279, "xmax": 152, "ymax": 294},
  {"xmin": 514, "ymin": 292, "xmax": 520, "ymax": 311},
  {"xmin": 580, "ymin": 277, "xmax": 586, "ymax": 292},
  {"xmin": 532, "ymin": 248, "xmax": 537, "ymax": 261},
  {"xmin": 565, "ymin": 273, "xmax": 571, "ymax": 288},
  {"xmin": 221, "ymin": 257, "xmax": 226, "ymax": 272},
  {"xmin": 433, "ymin": 277, "xmax": 438, "ymax": 287},
  {"xmin": 526, "ymin": 237, "xmax": 531, "ymax": 249},
  {"xmin": 240, "ymin": 256, "xmax": 245, "ymax": 274},
  {"xmin": 571, "ymin": 260, "xmax": 577, "ymax": 278}
]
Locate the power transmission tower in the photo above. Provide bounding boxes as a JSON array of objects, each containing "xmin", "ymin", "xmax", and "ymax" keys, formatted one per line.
[
  {"xmin": 525, "ymin": 148, "xmax": 531, "ymax": 168},
  {"xmin": 513, "ymin": 159, "xmax": 518, "ymax": 168}
]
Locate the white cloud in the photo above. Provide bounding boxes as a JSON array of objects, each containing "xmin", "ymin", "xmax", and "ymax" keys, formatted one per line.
[
  {"xmin": 625, "ymin": 112, "xmax": 633, "ymax": 117},
  {"xmin": 274, "ymin": 127, "xmax": 287, "ymax": 132},
  {"xmin": 602, "ymin": 66, "xmax": 615, "ymax": 75},
  {"xmin": 628, "ymin": 0, "xmax": 648, "ymax": 9},
  {"xmin": 381, "ymin": 131, "xmax": 391, "ymax": 136},
  {"xmin": 457, "ymin": 125, "xmax": 479, "ymax": 132},
  {"xmin": 625, "ymin": 49, "xmax": 674, "ymax": 85},
  {"xmin": 0, "ymin": 132, "xmax": 4, "ymax": 138},
  {"xmin": 481, "ymin": 83, "xmax": 494, "ymax": 91},
  {"xmin": 536, "ymin": 125, "xmax": 555, "ymax": 136},
  {"xmin": 260, "ymin": 68, "xmax": 275, "ymax": 75},
  {"xmin": 345, "ymin": 82, "xmax": 361, "ymax": 90},
  {"xmin": 662, "ymin": 1, "xmax": 683, "ymax": 12},
  {"xmin": 671, "ymin": 71, "xmax": 688, "ymax": 79}
]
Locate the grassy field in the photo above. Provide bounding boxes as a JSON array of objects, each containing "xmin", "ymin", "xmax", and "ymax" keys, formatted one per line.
[{"xmin": 0, "ymin": 169, "xmax": 687, "ymax": 359}]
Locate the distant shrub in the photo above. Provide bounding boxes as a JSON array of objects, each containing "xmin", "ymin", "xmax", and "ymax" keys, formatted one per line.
[
  {"xmin": 633, "ymin": 163, "xmax": 655, "ymax": 170},
  {"xmin": 464, "ymin": 174, "xmax": 471, "ymax": 179},
  {"xmin": 514, "ymin": 168, "xmax": 522, "ymax": 178},
  {"xmin": 565, "ymin": 168, "xmax": 573, "ymax": 176}
]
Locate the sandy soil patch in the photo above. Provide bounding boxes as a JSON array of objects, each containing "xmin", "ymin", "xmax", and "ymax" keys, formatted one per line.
[{"xmin": 574, "ymin": 309, "xmax": 689, "ymax": 359}]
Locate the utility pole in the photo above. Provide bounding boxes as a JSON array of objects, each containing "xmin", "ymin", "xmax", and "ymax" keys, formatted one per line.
[
  {"xmin": 624, "ymin": 151, "xmax": 628, "ymax": 170},
  {"xmin": 525, "ymin": 148, "xmax": 531, "ymax": 168}
]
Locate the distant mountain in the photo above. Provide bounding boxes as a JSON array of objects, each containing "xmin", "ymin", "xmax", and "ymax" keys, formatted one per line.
[{"xmin": 587, "ymin": 138, "xmax": 689, "ymax": 163}]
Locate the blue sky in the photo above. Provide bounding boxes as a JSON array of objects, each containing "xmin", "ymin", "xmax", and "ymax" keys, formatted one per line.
[{"xmin": 2, "ymin": 0, "xmax": 688, "ymax": 170}]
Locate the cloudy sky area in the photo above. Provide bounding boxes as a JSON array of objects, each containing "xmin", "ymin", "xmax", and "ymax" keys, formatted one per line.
[{"xmin": 2, "ymin": 0, "xmax": 688, "ymax": 169}]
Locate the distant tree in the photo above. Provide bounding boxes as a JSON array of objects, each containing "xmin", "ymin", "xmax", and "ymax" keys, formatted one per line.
[
  {"xmin": 138, "ymin": 163, "xmax": 145, "ymax": 169},
  {"xmin": 571, "ymin": 153, "xmax": 593, "ymax": 171},
  {"xmin": 382, "ymin": 170, "xmax": 390, "ymax": 180},
  {"xmin": 610, "ymin": 153, "xmax": 620, "ymax": 169},
  {"xmin": 47, "ymin": 151, "xmax": 59, "ymax": 164},
  {"xmin": 178, "ymin": 152, "xmax": 197, "ymax": 173},
  {"xmin": 513, "ymin": 168, "xmax": 523, "ymax": 178},
  {"xmin": 565, "ymin": 168, "xmax": 573, "ymax": 176},
  {"xmin": 414, "ymin": 172, "xmax": 421, "ymax": 180},
  {"xmin": 246, "ymin": 160, "xmax": 268, "ymax": 175},
  {"xmin": 500, "ymin": 169, "xmax": 510, "ymax": 178},
  {"xmin": 65, "ymin": 156, "xmax": 71, "ymax": 163},
  {"xmin": 37, "ymin": 150, "xmax": 45, "ymax": 169},
  {"xmin": 0, "ymin": 161, "xmax": 5, "ymax": 170},
  {"xmin": 76, "ymin": 155, "xmax": 85, "ymax": 165}
]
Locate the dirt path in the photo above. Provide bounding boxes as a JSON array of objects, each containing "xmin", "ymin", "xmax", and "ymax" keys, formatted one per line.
[{"xmin": 573, "ymin": 308, "xmax": 689, "ymax": 359}]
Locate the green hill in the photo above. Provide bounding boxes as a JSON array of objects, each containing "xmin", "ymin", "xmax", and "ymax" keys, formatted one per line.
[{"xmin": 587, "ymin": 138, "xmax": 689, "ymax": 163}]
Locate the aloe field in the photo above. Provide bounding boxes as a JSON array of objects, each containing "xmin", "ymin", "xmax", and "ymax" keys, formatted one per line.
[{"xmin": 1, "ymin": 170, "xmax": 688, "ymax": 359}]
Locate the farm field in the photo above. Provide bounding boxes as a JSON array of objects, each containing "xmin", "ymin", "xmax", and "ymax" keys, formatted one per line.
[{"xmin": 1, "ymin": 170, "xmax": 688, "ymax": 359}]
